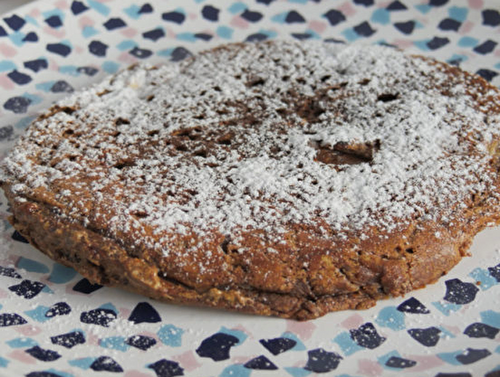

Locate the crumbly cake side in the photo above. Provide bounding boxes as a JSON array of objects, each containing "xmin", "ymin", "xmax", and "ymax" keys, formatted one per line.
[{"xmin": 2, "ymin": 40, "xmax": 500, "ymax": 320}]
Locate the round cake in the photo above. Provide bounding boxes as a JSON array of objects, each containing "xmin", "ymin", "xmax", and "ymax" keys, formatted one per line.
[{"xmin": 2, "ymin": 40, "xmax": 500, "ymax": 320}]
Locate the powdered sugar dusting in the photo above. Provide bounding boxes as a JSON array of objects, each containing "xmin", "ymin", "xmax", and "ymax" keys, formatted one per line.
[{"xmin": 2, "ymin": 40, "xmax": 500, "ymax": 256}]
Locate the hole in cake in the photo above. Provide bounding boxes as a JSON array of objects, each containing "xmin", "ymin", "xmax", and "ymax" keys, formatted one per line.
[
  {"xmin": 276, "ymin": 108, "xmax": 287, "ymax": 116},
  {"xmin": 246, "ymin": 76, "xmax": 265, "ymax": 87},
  {"xmin": 115, "ymin": 118, "xmax": 130, "ymax": 126},
  {"xmin": 217, "ymin": 132, "xmax": 234, "ymax": 145},
  {"xmin": 213, "ymin": 86, "xmax": 222, "ymax": 92},
  {"xmin": 185, "ymin": 189, "xmax": 198, "ymax": 198},
  {"xmin": 282, "ymin": 75, "xmax": 290, "ymax": 82},
  {"xmin": 147, "ymin": 130, "xmax": 160, "ymax": 136},
  {"xmin": 216, "ymin": 109, "xmax": 229, "ymax": 115},
  {"xmin": 132, "ymin": 211, "xmax": 149, "ymax": 219},
  {"xmin": 302, "ymin": 129, "xmax": 316, "ymax": 136},
  {"xmin": 175, "ymin": 144, "xmax": 188, "ymax": 152},
  {"xmin": 146, "ymin": 94, "xmax": 155, "ymax": 102},
  {"xmin": 296, "ymin": 78, "xmax": 306, "ymax": 85},
  {"xmin": 194, "ymin": 149, "xmax": 208, "ymax": 158},
  {"xmin": 359, "ymin": 78, "xmax": 371, "ymax": 86},
  {"xmin": 157, "ymin": 272, "xmax": 194, "ymax": 290},
  {"xmin": 60, "ymin": 107, "xmax": 75, "ymax": 115},
  {"xmin": 111, "ymin": 131, "xmax": 121, "ymax": 137},
  {"xmin": 339, "ymin": 267, "xmax": 351, "ymax": 279},
  {"xmin": 114, "ymin": 159, "xmax": 136, "ymax": 169},
  {"xmin": 405, "ymin": 248, "xmax": 415, "ymax": 254},
  {"xmin": 68, "ymin": 155, "xmax": 77, "ymax": 162},
  {"xmin": 220, "ymin": 236, "xmax": 231, "ymax": 254},
  {"xmin": 312, "ymin": 140, "xmax": 380, "ymax": 166},
  {"xmin": 377, "ymin": 93, "xmax": 399, "ymax": 102},
  {"xmin": 320, "ymin": 75, "xmax": 331, "ymax": 82},
  {"xmin": 329, "ymin": 82, "xmax": 348, "ymax": 91},
  {"xmin": 63, "ymin": 129, "xmax": 74, "ymax": 136}
]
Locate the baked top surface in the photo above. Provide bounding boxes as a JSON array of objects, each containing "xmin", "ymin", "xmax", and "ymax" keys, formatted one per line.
[
  {"xmin": 2, "ymin": 40, "xmax": 500, "ymax": 319},
  {"xmin": 4, "ymin": 40, "xmax": 500, "ymax": 244}
]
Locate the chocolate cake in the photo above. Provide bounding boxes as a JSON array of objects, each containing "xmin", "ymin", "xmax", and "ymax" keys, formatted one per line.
[{"xmin": 2, "ymin": 40, "xmax": 500, "ymax": 320}]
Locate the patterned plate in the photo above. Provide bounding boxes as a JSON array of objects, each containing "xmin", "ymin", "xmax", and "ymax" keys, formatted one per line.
[{"xmin": 0, "ymin": 1, "xmax": 499, "ymax": 376}]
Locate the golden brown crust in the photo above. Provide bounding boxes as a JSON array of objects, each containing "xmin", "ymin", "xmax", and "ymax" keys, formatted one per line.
[
  {"xmin": 4, "ymin": 179, "xmax": 498, "ymax": 320},
  {"xmin": 3, "ymin": 41, "xmax": 500, "ymax": 320}
]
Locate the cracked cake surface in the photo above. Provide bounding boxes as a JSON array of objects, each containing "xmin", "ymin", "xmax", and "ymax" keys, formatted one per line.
[{"xmin": 2, "ymin": 40, "xmax": 500, "ymax": 319}]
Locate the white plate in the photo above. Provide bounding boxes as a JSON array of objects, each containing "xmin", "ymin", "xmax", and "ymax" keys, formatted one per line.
[{"xmin": 0, "ymin": 1, "xmax": 499, "ymax": 376}]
